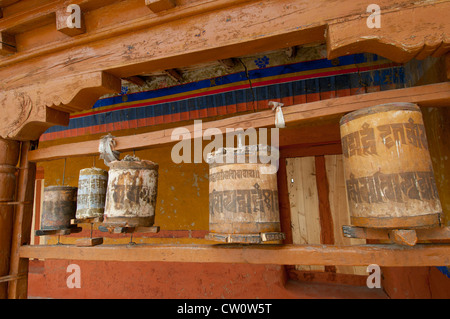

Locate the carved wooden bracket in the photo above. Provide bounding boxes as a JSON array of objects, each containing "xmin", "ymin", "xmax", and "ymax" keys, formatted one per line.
[
  {"xmin": 326, "ymin": 2, "xmax": 450, "ymax": 63},
  {"xmin": 0, "ymin": 71, "xmax": 121, "ymax": 141}
]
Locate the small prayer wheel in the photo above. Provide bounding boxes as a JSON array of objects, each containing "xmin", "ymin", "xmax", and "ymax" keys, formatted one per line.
[
  {"xmin": 340, "ymin": 102, "xmax": 442, "ymax": 228},
  {"xmin": 41, "ymin": 186, "xmax": 78, "ymax": 230},
  {"xmin": 104, "ymin": 159, "xmax": 159, "ymax": 227},
  {"xmin": 76, "ymin": 167, "xmax": 108, "ymax": 219}
]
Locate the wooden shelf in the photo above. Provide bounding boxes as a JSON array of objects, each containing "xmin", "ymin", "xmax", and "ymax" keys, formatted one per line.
[{"xmin": 18, "ymin": 243, "xmax": 450, "ymax": 267}]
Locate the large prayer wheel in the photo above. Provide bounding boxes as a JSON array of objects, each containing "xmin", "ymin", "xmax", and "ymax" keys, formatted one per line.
[
  {"xmin": 104, "ymin": 159, "xmax": 159, "ymax": 227},
  {"xmin": 41, "ymin": 186, "xmax": 78, "ymax": 230},
  {"xmin": 340, "ymin": 102, "xmax": 442, "ymax": 228},
  {"xmin": 206, "ymin": 145, "xmax": 284, "ymax": 243}
]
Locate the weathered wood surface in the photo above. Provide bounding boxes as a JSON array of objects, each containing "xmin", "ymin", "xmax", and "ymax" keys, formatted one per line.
[
  {"xmin": 343, "ymin": 225, "xmax": 450, "ymax": 243},
  {"xmin": 0, "ymin": 71, "xmax": 121, "ymax": 141},
  {"xmin": 0, "ymin": 0, "xmax": 449, "ymax": 140},
  {"xmin": 18, "ymin": 243, "xmax": 450, "ymax": 267},
  {"xmin": 0, "ymin": 138, "xmax": 20, "ymax": 299},
  {"xmin": 286, "ymin": 157, "xmax": 323, "ymax": 271},
  {"xmin": 1, "ymin": 0, "xmax": 448, "ymax": 88},
  {"xmin": 7, "ymin": 141, "xmax": 36, "ymax": 299},
  {"xmin": 28, "ymin": 82, "xmax": 450, "ymax": 162}
]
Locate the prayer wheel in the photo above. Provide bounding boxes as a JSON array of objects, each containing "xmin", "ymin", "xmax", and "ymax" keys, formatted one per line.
[
  {"xmin": 76, "ymin": 168, "xmax": 108, "ymax": 219},
  {"xmin": 104, "ymin": 159, "xmax": 159, "ymax": 227},
  {"xmin": 41, "ymin": 186, "xmax": 78, "ymax": 230},
  {"xmin": 206, "ymin": 145, "xmax": 284, "ymax": 243},
  {"xmin": 340, "ymin": 102, "xmax": 442, "ymax": 228}
]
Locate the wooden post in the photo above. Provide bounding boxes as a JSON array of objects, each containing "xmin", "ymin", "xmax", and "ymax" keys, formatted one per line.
[
  {"xmin": 8, "ymin": 141, "xmax": 36, "ymax": 299},
  {"xmin": 0, "ymin": 138, "xmax": 20, "ymax": 299},
  {"xmin": 421, "ymin": 106, "xmax": 450, "ymax": 226}
]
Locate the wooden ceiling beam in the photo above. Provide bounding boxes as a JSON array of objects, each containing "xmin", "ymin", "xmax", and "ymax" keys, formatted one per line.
[{"xmin": 1, "ymin": 0, "xmax": 449, "ymax": 91}]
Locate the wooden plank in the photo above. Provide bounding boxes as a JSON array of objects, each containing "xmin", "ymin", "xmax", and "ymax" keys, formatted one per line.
[
  {"xmin": 18, "ymin": 244, "xmax": 450, "ymax": 267},
  {"xmin": 8, "ymin": 141, "xmax": 36, "ymax": 299},
  {"xmin": 286, "ymin": 157, "xmax": 323, "ymax": 271},
  {"xmin": 325, "ymin": 155, "xmax": 366, "ymax": 275},
  {"xmin": 28, "ymin": 83, "xmax": 450, "ymax": 163},
  {"xmin": 314, "ymin": 155, "xmax": 336, "ymax": 273},
  {"xmin": 277, "ymin": 158, "xmax": 293, "ymax": 244},
  {"xmin": 75, "ymin": 237, "xmax": 103, "ymax": 247},
  {"xmin": 343, "ymin": 225, "xmax": 450, "ymax": 243}
]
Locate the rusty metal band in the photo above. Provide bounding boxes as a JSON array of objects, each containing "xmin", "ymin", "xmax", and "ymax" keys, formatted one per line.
[
  {"xmin": 102, "ymin": 216, "xmax": 155, "ymax": 227},
  {"xmin": 340, "ymin": 102, "xmax": 420, "ymax": 125},
  {"xmin": 351, "ymin": 213, "xmax": 442, "ymax": 229},
  {"xmin": 205, "ymin": 232, "xmax": 285, "ymax": 244}
]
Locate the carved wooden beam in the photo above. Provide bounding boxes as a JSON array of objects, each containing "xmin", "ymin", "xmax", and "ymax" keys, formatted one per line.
[
  {"xmin": 326, "ymin": 1, "xmax": 450, "ymax": 62},
  {"xmin": 0, "ymin": 0, "xmax": 448, "ymax": 92},
  {"xmin": 0, "ymin": 71, "xmax": 121, "ymax": 141}
]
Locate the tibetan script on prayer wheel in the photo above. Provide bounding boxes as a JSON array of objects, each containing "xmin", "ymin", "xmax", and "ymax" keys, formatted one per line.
[
  {"xmin": 340, "ymin": 103, "xmax": 442, "ymax": 228},
  {"xmin": 206, "ymin": 145, "xmax": 284, "ymax": 243}
]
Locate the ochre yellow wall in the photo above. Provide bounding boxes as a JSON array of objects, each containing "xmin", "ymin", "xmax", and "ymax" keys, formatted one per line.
[{"xmin": 38, "ymin": 131, "xmax": 217, "ymax": 245}]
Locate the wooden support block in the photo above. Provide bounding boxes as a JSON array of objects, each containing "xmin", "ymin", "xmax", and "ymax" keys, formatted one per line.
[
  {"xmin": 388, "ymin": 229, "xmax": 418, "ymax": 247},
  {"xmin": 0, "ymin": 32, "xmax": 16, "ymax": 55},
  {"xmin": 75, "ymin": 237, "xmax": 103, "ymax": 247},
  {"xmin": 145, "ymin": 0, "xmax": 176, "ymax": 13},
  {"xmin": 98, "ymin": 225, "xmax": 160, "ymax": 234},
  {"xmin": 164, "ymin": 69, "xmax": 183, "ymax": 83},
  {"xmin": 343, "ymin": 225, "xmax": 450, "ymax": 244},
  {"xmin": 56, "ymin": 6, "xmax": 86, "ymax": 36}
]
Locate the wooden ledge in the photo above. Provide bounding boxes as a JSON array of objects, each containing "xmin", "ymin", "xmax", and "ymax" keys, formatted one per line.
[
  {"xmin": 28, "ymin": 82, "xmax": 450, "ymax": 162},
  {"xmin": 18, "ymin": 243, "xmax": 450, "ymax": 267}
]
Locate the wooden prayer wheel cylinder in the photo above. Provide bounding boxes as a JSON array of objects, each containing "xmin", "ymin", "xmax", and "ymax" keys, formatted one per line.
[
  {"xmin": 104, "ymin": 159, "xmax": 159, "ymax": 227},
  {"xmin": 76, "ymin": 168, "xmax": 108, "ymax": 219},
  {"xmin": 206, "ymin": 145, "xmax": 284, "ymax": 243},
  {"xmin": 340, "ymin": 102, "xmax": 442, "ymax": 228},
  {"xmin": 41, "ymin": 186, "xmax": 78, "ymax": 230}
]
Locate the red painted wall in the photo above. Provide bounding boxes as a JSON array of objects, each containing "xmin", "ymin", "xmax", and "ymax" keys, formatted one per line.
[{"xmin": 28, "ymin": 260, "xmax": 389, "ymax": 299}]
